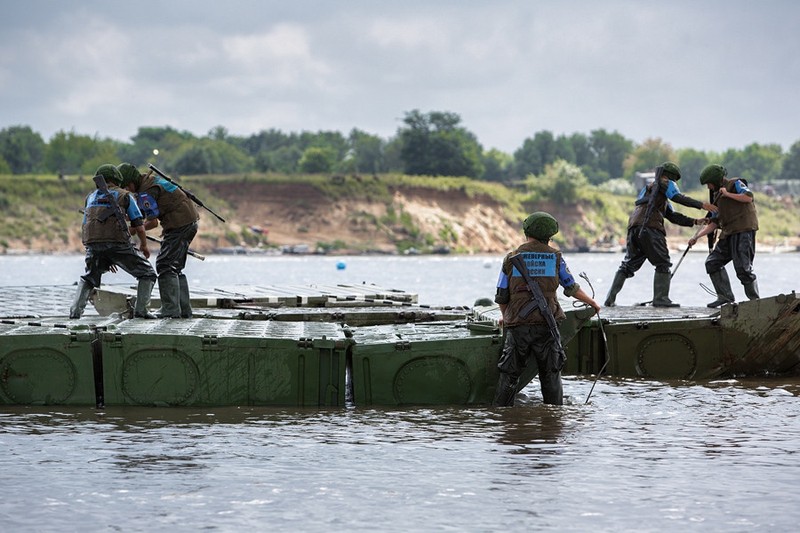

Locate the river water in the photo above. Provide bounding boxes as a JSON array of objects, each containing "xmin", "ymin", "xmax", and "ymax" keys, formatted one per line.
[{"xmin": 1, "ymin": 252, "xmax": 799, "ymax": 531}]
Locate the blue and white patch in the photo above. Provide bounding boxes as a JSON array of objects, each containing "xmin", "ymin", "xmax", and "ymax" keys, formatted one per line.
[
  {"xmin": 512, "ymin": 252, "xmax": 556, "ymax": 278},
  {"xmin": 137, "ymin": 191, "xmax": 160, "ymax": 218}
]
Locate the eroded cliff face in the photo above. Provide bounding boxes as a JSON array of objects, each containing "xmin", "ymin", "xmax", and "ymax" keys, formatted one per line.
[
  {"xmin": 5, "ymin": 176, "xmax": 798, "ymax": 255},
  {"xmin": 9, "ymin": 179, "xmax": 716, "ymax": 255},
  {"xmin": 195, "ymin": 181, "xmax": 527, "ymax": 254}
]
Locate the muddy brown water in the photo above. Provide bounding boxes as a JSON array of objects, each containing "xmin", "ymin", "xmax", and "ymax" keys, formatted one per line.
[{"xmin": 1, "ymin": 253, "xmax": 799, "ymax": 531}]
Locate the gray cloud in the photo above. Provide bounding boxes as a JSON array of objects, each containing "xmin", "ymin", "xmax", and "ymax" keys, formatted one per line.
[{"xmin": 1, "ymin": 0, "xmax": 798, "ymax": 153}]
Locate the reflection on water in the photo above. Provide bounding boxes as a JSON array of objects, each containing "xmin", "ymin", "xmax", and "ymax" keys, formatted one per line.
[
  {"xmin": 494, "ymin": 406, "xmax": 564, "ymax": 459},
  {"xmin": 2, "ymin": 376, "xmax": 799, "ymax": 531}
]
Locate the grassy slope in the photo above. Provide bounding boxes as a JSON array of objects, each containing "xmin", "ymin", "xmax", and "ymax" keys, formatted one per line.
[{"xmin": 0, "ymin": 173, "xmax": 797, "ymax": 253}]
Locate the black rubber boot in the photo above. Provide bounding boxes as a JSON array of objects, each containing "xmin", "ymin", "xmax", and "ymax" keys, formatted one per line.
[
  {"xmin": 744, "ymin": 280, "xmax": 760, "ymax": 301},
  {"xmin": 652, "ymin": 271, "xmax": 680, "ymax": 307},
  {"xmin": 492, "ymin": 373, "xmax": 519, "ymax": 407},
  {"xmin": 707, "ymin": 269, "xmax": 735, "ymax": 308},
  {"xmin": 604, "ymin": 271, "xmax": 627, "ymax": 307},
  {"xmin": 134, "ymin": 278, "xmax": 157, "ymax": 319},
  {"xmin": 69, "ymin": 280, "xmax": 93, "ymax": 319},
  {"xmin": 157, "ymin": 274, "xmax": 181, "ymax": 318},
  {"xmin": 178, "ymin": 274, "xmax": 193, "ymax": 318}
]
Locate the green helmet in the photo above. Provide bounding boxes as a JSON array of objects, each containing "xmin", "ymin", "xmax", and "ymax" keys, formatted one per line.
[
  {"xmin": 522, "ymin": 211, "xmax": 559, "ymax": 240},
  {"xmin": 95, "ymin": 164, "xmax": 123, "ymax": 186},
  {"xmin": 700, "ymin": 164, "xmax": 727, "ymax": 187},
  {"xmin": 118, "ymin": 162, "xmax": 142, "ymax": 189},
  {"xmin": 661, "ymin": 161, "xmax": 681, "ymax": 181}
]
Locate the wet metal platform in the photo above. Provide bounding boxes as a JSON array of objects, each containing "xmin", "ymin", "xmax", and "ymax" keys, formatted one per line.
[{"xmin": 0, "ymin": 283, "xmax": 424, "ymax": 319}]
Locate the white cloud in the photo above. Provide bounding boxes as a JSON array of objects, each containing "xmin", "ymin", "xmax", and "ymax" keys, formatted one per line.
[
  {"xmin": 1, "ymin": 1, "xmax": 799, "ymax": 152},
  {"xmin": 221, "ymin": 24, "xmax": 332, "ymax": 89}
]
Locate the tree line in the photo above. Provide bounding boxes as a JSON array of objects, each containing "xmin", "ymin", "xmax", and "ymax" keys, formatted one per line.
[{"xmin": 1, "ymin": 109, "xmax": 799, "ymax": 192}]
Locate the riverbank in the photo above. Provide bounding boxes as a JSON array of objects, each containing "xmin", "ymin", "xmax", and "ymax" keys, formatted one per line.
[{"xmin": 2, "ymin": 173, "xmax": 798, "ymax": 255}]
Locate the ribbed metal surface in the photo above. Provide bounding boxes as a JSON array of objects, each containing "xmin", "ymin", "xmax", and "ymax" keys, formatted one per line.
[
  {"xmin": 0, "ymin": 316, "xmax": 122, "ymax": 334},
  {"xmin": 349, "ymin": 322, "xmax": 478, "ymax": 345},
  {"xmin": 113, "ymin": 316, "xmax": 346, "ymax": 340},
  {"xmin": 0, "ymin": 285, "xmax": 85, "ymax": 318},
  {"xmin": 0, "ymin": 283, "xmax": 420, "ymax": 318}
]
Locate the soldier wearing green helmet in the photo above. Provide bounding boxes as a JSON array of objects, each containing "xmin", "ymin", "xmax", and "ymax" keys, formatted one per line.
[
  {"xmin": 604, "ymin": 162, "xmax": 717, "ymax": 308},
  {"xmin": 688, "ymin": 164, "xmax": 760, "ymax": 307},
  {"xmin": 119, "ymin": 162, "xmax": 200, "ymax": 318},
  {"xmin": 69, "ymin": 164, "xmax": 157, "ymax": 319},
  {"xmin": 492, "ymin": 212, "xmax": 600, "ymax": 406}
]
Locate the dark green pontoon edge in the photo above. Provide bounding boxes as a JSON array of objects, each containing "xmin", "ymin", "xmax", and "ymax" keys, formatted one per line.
[{"xmin": 1, "ymin": 284, "xmax": 797, "ymax": 407}]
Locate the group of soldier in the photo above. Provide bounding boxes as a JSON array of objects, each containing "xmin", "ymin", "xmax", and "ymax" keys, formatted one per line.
[
  {"xmin": 493, "ymin": 162, "xmax": 760, "ymax": 406},
  {"xmin": 69, "ymin": 163, "xmax": 199, "ymax": 320},
  {"xmin": 69, "ymin": 160, "xmax": 760, "ymax": 407}
]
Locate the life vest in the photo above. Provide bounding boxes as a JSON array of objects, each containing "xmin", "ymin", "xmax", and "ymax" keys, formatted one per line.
[
  {"xmin": 137, "ymin": 174, "xmax": 199, "ymax": 230},
  {"xmin": 81, "ymin": 187, "xmax": 132, "ymax": 244},
  {"xmin": 715, "ymin": 179, "xmax": 759, "ymax": 238},
  {"xmin": 627, "ymin": 177, "xmax": 669, "ymax": 233},
  {"xmin": 81, "ymin": 184, "xmax": 131, "ymax": 245},
  {"xmin": 502, "ymin": 240, "xmax": 566, "ymax": 327}
]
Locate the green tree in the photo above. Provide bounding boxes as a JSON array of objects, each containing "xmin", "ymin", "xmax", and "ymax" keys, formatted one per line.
[
  {"xmin": 482, "ymin": 148, "xmax": 513, "ymax": 182},
  {"xmin": 722, "ymin": 143, "xmax": 783, "ymax": 183},
  {"xmin": 299, "ymin": 146, "xmax": 337, "ymax": 173},
  {"xmin": 118, "ymin": 126, "xmax": 196, "ymax": 167},
  {"xmin": 513, "ymin": 131, "xmax": 557, "ymax": 178},
  {"xmin": 347, "ymin": 128, "xmax": 385, "ymax": 174},
  {"xmin": 0, "ymin": 125, "xmax": 45, "ymax": 173},
  {"xmin": 568, "ymin": 132, "xmax": 594, "ymax": 168},
  {"xmin": 298, "ymin": 131, "xmax": 348, "ymax": 161},
  {"xmin": 382, "ymin": 136, "xmax": 405, "ymax": 173},
  {"xmin": 589, "ymin": 129, "xmax": 633, "ymax": 182},
  {"xmin": 44, "ymin": 130, "xmax": 121, "ymax": 174},
  {"xmin": 239, "ymin": 128, "xmax": 291, "ymax": 155},
  {"xmin": 779, "ymin": 141, "xmax": 800, "ymax": 180},
  {"xmin": 171, "ymin": 138, "xmax": 253, "ymax": 175},
  {"xmin": 622, "ymin": 138, "xmax": 677, "ymax": 180},
  {"xmin": 237, "ymin": 129, "xmax": 294, "ymax": 172},
  {"xmin": 263, "ymin": 145, "xmax": 303, "ymax": 173},
  {"xmin": 398, "ymin": 110, "xmax": 484, "ymax": 178},
  {"xmin": 528, "ymin": 160, "xmax": 588, "ymax": 205},
  {"xmin": 675, "ymin": 148, "xmax": 713, "ymax": 191},
  {"xmin": 512, "ymin": 131, "xmax": 582, "ymax": 179},
  {"xmin": 208, "ymin": 125, "xmax": 229, "ymax": 141}
]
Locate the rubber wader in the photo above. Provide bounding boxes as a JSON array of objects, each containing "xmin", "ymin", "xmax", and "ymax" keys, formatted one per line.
[
  {"xmin": 708, "ymin": 269, "xmax": 735, "ymax": 308},
  {"xmin": 157, "ymin": 274, "xmax": 181, "ymax": 318},
  {"xmin": 178, "ymin": 273, "xmax": 192, "ymax": 318},
  {"xmin": 69, "ymin": 279, "xmax": 94, "ymax": 319},
  {"xmin": 492, "ymin": 373, "xmax": 518, "ymax": 407},
  {"xmin": 604, "ymin": 271, "xmax": 627, "ymax": 307},
  {"xmin": 652, "ymin": 271, "xmax": 680, "ymax": 307},
  {"xmin": 134, "ymin": 278, "xmax": 157, "ymax": 319},
  {"xmin": 744, "ymin": 280, "xmax": 760, "ymax": 300}
]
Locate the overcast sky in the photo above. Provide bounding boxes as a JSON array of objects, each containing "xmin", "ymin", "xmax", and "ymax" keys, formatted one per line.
[{"xmin": 2, "ymin": 0, "xmax": 798, "ymax": 154}]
